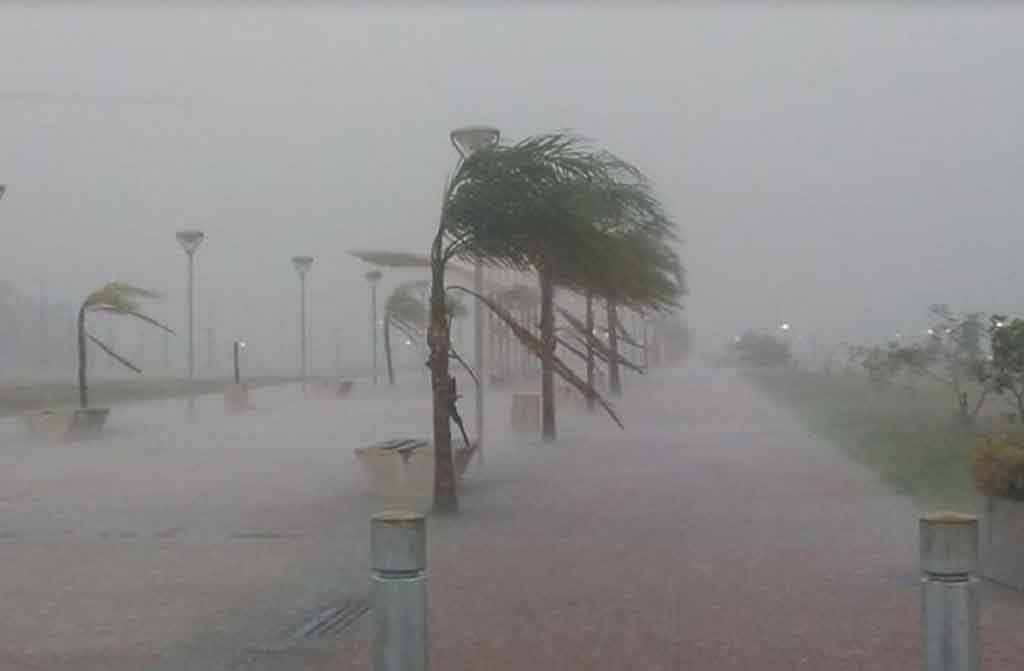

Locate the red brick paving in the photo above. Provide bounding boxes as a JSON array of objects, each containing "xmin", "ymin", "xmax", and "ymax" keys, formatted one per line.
[{"xmin": 328, "ymin": 368, "xmax": 1024, "ymax": 670}]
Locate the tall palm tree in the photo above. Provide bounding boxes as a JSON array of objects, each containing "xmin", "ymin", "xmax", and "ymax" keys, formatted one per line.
[{"xmin": 77, "ymin": 282, "xmax": 173, "ymax": 407}]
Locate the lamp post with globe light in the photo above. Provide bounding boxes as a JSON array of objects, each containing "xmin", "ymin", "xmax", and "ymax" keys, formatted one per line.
[
  {"xmin": 450, "ymin": 125, "xmax": 500, "ymax": 454},
  {"xmin": 176, "ymin": 229, "xmax": 205, "ymax": 415},
  {"xmin": 292, "ymin": 256, "xmax": 314, "ymax": 392}
]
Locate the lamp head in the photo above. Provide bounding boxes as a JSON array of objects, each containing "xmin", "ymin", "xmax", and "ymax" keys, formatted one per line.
[
  {"xmin": 176, "ymin": 229, "xmax": 205, "ymax": 255},
  {"xmin": 292, "ymin": 256, "xmax": 314, "ymax": 276},
  {"xmin": 450, "ymin": 125, "xmax": 500, "ymax": 159}
]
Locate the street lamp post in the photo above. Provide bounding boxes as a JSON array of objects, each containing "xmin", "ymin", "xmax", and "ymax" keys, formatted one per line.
[
  {"xmin": 365, "ymin": 270, "xmax": 382, "ymax": 385},
  {"xmin": 450, "ymin": 125, "xmax": 500, "ymax": 455},
  {"xmin": 292, "ymin": 256, "xmax": 314, "ymax": 393},
  {"xmin": 233, "ymin": 340, "xmax": 246, "ymax": 384},
  {"xmin": 176, "ymin": 229, "xmax": 205, "ymax": 416}
]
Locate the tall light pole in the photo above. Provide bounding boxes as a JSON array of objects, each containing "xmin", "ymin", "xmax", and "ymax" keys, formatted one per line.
[
  {"xmin": 176, "ymin": 229, "xmax": 205, "ymax": 415},
  {"xmin": 292, "ymin": 255, "xmax": 314, "ymax": 392},
  {"xmin": 365, "ymin": 270, "xmax": 382, "ymax": 385},
  {"xmin": 450, "ymin": 125, "xmax": 500, "ymax": 454}
]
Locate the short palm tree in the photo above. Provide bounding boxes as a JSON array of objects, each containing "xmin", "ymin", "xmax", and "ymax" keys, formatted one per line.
[{"xmin": 77, "ymin": 282, "xmax": 173, "ymax": 407}]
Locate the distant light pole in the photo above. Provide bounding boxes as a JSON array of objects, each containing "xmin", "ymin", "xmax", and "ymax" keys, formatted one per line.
[
  {"xmin": 450, "ymin": 125, "xmax": 500, "ymax": 453},
  {"xmin": 292, "ymin": 256, "xmax": 314, "ymax": 392},
  {"xmin": 233, "ymin": 340, "xmax": 246, "ymax": 384},
  {"xmin": 365, "ymin": 270, "xmax": 382, "ymax": 385},
  {"xmin": 176, "ymin": 229, "xmax": 205, "ymax": 414}
]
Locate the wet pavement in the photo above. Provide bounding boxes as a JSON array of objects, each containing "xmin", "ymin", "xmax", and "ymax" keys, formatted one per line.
[{"xmin": 2, "ymin": 366, "xmax": 1023, "ymax": 669}]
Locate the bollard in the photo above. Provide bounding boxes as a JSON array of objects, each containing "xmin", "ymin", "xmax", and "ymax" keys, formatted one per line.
[
  {"xmin": 372, "ymin": 511, "xmax": 427, "ymax": 671},
  {"xmin": 920, "ymin": 512, "xmax": 979, "ymax": 671}
]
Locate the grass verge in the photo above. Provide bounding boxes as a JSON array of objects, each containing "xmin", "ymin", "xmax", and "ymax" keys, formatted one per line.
[
  {"xmin": 0, "ymin": 376, "xmax": 299, "ymax": 418},
  {"xmin": 745, "ymin": 368, "xmax": 1008, "ymax": 510}
]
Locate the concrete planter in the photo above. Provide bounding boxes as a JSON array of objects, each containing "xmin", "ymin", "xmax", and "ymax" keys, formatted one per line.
[
  {"xmin": 224, "ymin": 383, "xmax": 250, "ymax": 413},
  {"xmin": 354, "ymin": 439, "xmax": 476, "ymax": 501},
  {"xmin": 20, "ymin": 407, "xmax": 110, "ymax": 443},
  {"xmin": 510, "ymin": 394, "xmax": 541, "ymax": 435},
  {"xmin": 981, "ymin": 494, "xmax": 1024, "ymax": 590}
]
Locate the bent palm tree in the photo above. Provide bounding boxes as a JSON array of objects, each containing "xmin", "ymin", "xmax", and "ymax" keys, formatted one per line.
[{"xmin": 77, "ymin": 282, "xmax": 173, "ymax": 407}]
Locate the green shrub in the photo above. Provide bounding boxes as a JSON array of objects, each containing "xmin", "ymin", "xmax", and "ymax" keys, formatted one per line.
[{"xmin": 969, "ymin": 434, "xmax": 1024, "ymax": 500}]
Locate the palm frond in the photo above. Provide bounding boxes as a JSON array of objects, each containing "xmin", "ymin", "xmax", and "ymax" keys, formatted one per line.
[
  {"xmin": 557, "ymin": 306, "xmax": 645, "ymax": 373},
  {"xmin": 84, "ymin": 282, "xmax": 163, "ymax": 314},
  {"xmin": 449, "ymin": 284, "xmax": 623, "ymax": 428},
  {"xmin": 87, "ymin": 332, "xmax": 142, "ymax": 373},
  {"xmin": 91, "ymin": 306, "xmax": 174, "ymax": 334}
]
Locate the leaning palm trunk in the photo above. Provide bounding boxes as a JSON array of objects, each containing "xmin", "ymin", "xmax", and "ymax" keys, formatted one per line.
[
  {"xmin": 585, "ymin": 292, "xmax": 595, "ymax": 412},
  {"xmin": 77, "ymin": 306, "xmax": 89, "ymax": 407},
  {"xmin": 539, "ymin": 265, "xmax": 557, "ymax": 441},
  {"xmin": 428, "ymin": 247, "xmax": 457, "ymax": 512},
  {"xmin": 383, "ymin": 316, "xmax": 395, "ymax": 387},
  {"xmin": 607, "ymin": 299, "xmax": 622, "ymax": 396}
]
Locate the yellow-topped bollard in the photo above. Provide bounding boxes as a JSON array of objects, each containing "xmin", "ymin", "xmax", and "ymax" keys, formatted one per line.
[
  {"xmin": 920, "ymin": 513, "xmax": 979, "ymax": 671},
  {"xmin": 372, "ymin": 511, "xmax": 427, "ymax": 671}
]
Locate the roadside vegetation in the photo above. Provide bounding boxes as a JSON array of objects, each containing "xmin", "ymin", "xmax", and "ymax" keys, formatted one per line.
[{"xmin": 738, "ymin": 305, "xmax": 1024, "ymax": 510}]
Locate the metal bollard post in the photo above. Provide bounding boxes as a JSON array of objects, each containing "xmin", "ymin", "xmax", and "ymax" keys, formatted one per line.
[
  {"xmin": 372, "ymin": 511, "xmax": 427, "ymax": 671},
  {"xmin": 920, "ymin": 512, "xmax": 979, "ymax": 671}
]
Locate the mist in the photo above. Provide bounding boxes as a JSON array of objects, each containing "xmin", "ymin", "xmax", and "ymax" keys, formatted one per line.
[{"xmin": 2, "ymin": 4, "xmax": 1022, "ymax": 379}]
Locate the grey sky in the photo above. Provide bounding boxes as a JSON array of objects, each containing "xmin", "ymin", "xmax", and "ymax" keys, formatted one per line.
[{"xmin": 2, "ymin": 4, "xmax": 1023, "ymax": 374}]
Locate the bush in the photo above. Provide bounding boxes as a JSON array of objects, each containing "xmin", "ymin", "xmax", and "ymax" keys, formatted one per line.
[
  {"xmin": 969, "ymin": 434, "xmax": 1024, "ymax": 500},
  {"xmin": 731, "ymin": 331, "xmax": 792, "ymax": 368}
]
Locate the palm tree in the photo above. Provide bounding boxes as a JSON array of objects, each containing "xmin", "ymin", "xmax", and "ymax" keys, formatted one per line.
[{"xmin": 77, "ymin": 282, "xmax": 173, "ymax": 407}]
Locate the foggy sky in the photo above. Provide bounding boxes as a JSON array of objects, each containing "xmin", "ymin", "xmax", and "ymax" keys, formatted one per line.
[{"xmin": 2, "ymin": 4, "xmax": 1023, "ymax": 375}]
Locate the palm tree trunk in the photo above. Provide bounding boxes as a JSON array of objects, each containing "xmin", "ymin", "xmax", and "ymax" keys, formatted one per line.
[
  {"xmin": 77, "ymin": 305, "xmax": 88, "ymax": 408},
  {"xmin": 607, "ymin": 299, "xmax": 622, "ymax": 397},
  {"xmin": 539, "ymin": 265, "xmax": 557, "ymax": 442},
  {"xmin": 585, "ymin": 292, "xmax": 595, "ymax": 412},
  {"xmin": 384, "ymin": 316, "xmax": 395, "ymax": 387},
  {"xmin": 428, "ymin": 264, "xmax": 456, "ymax": 512}
]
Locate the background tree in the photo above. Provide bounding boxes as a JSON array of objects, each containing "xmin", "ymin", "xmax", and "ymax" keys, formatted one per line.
[
  {"xmin": 988, "ymin": 315, "xmax": 1024, "ymax": 420},
  {"xmin": 77, "ymin": 283, "xmax": 172, "ymax": 407},
  {"xmin": 922, "ymin": 305, "xmax": 992, "ymax": 422},
  {"xmin": 731, "ymin": 331, "xmax": 792, "ymax": 368}
]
